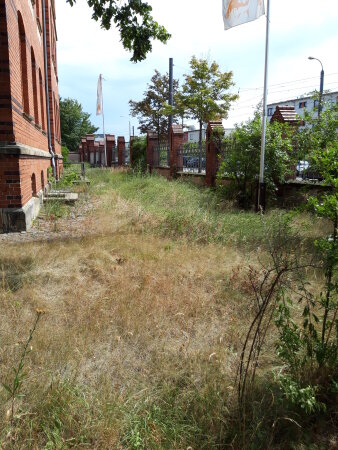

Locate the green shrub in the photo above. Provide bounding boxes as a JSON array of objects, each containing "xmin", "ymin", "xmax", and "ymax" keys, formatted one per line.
[{"xmin": 131, "ymin": 137, "xmax": 147, "ymax": 173}]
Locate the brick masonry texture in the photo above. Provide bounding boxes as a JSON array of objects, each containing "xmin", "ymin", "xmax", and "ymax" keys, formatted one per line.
[{"xmin": 0, "ymin": 0, "xmax": 61, "ymax": 211}]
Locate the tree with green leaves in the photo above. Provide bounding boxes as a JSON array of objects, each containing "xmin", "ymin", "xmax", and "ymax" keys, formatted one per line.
[
  {"xmin": 181, "ymin": 56, "xmax": 238, "ymax": 147},
  {"xmin": 295, "ymin": 97, "xmax": 338, "ymax": 164},
  {"xmin": 129, "ymin": 70, "xmax": 180, "ymax": 139},
  {"xmin": 67, "ymin": 0, "xmax": 170, "ymax": 62},
  {"xmin": 60, "ymin": 98, "xmax": 98, "ymax": 152},
  {"xmin": 217, "ymin": 112, "xmax": 294, "ymax": 208}
]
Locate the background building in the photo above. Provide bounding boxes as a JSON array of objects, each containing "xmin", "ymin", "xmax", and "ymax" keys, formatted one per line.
[
  {"xmin": 0, "ymin": 0, "xmax": 62, "ymax": 232},
  {"xmin": 267, "ymin": 91, "xmax": 338, "ymax": 122}
]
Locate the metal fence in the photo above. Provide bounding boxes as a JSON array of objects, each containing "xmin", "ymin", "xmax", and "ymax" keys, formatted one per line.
[
  {"xmin": 153, "ymin": 141, "xmax": 170, "ymax": 167},
  {"xmin": 124, "ymin": 142, "xmax": 130, "ymax": 165},
  {"xmin": 215, "ymin": 140, "xmax": 228, "ymax": 174},
  {"xmin": 112, "ymin": 146, "xmax": 118, "ymax": 165},
  {"xmin": 177, "ymin": 142, "xmax": 206, "ymax": 173}
]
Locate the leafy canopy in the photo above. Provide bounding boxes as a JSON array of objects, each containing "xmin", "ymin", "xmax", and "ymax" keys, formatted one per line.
[
  {"xmin": 60, "ymin": 98, "xmax": 98, "ymax": 152},
  {"xmin": 66, "ymin": 0, "xmax": 170, "ymax": 62},
  {"xmin": 295, "ymin": 97, "xmax": 338, "ymax": 161},
  {"xmin": 181, "ymin": 56, "xmax": 238, "ymax": 142},
  {"xmin": 217, "ymin": 112, "xmax": 294, "ymax": 207},
  {"xmin": 129, "ymin": 70, "xmax": 180, "ymax": 137}
]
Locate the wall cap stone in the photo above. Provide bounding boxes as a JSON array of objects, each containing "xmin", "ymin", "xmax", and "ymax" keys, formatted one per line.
[{"xmin": 0, "ymin": 143, "xmax": 52, "ymax": 158}]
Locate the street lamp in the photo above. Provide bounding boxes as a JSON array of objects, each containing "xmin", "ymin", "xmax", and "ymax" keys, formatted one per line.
[
  {"xmin": 308, "ymin": 56, "xmax": 324, "ymax": 118},
  {"xmin": 120, "ymin": 115, "xmax": 131, "ymax": 140}
]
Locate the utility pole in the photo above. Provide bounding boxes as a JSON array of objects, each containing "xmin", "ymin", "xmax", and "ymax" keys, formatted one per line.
[{"xmin": 168, "ymin": 57, "xmax": 174, "ymax": 141}]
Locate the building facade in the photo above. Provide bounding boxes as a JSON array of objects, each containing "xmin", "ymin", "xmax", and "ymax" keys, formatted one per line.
[
  {"xmin": 267, "ymin": 91, "xmax": 338, "ymax": 122},
  {"xmin": 0, "ymin": 0, "xmax": 62, "ymax": 232}
]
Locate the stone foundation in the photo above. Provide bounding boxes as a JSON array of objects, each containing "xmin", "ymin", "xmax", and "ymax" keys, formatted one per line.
[{"xmin": 0, "ymin": 142, "xmax": 56, "ymax": 232}]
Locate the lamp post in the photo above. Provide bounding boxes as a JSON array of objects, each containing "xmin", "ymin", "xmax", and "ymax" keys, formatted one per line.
[
  {"xmin": 119, "ymin": 115, "xmax": 131, "ymax": 140},
  {"xmin": 308, "ymin": 56, "xmax": 324, "ymax": 118}
]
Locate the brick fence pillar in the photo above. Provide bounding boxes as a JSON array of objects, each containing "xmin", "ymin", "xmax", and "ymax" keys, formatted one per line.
[
  {"xmin": 106, "ymin": 134, "xmax": 115, "ymax": 166},
  {"xmin": 170, "ymin": 124, "xmax": 184, "ymax": 177},
  {"xmin": 206, "ymin": 121, "xmax": 224, "ymax": 187},
  {"xmin": 86, "ymin": 135, "xmax": 95, "ymax": 165},
  {"xmin": 270, "ymin": 106, "xmax": 299, "ymax": 181},
  {"xmin": 117, "ymin": 136, "xmax": 125, "ymax": 165},
  {"xmin": 146, "ymin": 132, "xmax": 158, "ymax": 172}
]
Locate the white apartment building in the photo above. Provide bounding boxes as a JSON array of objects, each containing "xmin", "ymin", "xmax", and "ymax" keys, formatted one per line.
[{"xmin": 267, "ymin": 91, "xmax": 338, "ymax": 120}]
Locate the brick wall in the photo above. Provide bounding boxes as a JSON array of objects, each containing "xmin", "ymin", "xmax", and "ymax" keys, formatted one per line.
[
  {"xmin": 106, "ymin": 134, "xmax": 115, "ymax": 166},
  {"xmin": 117, "ymin": 136, "xmax": 125, "ymax": 165},
  {"xmin": 0, "ymin": 0, "xmax": 62, "ymax": 230},
  {"xmin": 0, "ymin": 154, "xmax": 50, "ymax": 208},
  {"xmin": 169, "ymin": 125, "xmax": 184, "ymax": 177}
]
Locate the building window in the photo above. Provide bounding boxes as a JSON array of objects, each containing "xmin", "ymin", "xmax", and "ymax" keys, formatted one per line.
[
  {"xmin": 39, "ymin": 69, "xmax": 45, "ymax": 130},
  {"xmin": 31, "ymin": 48, "xmax": 39, "ymax": 124},
  {"xmin": 299, "ymin": 101, "xmax": 307, "ymax": 109},
  {"xmin": 267, "ymin": 107, "xmax": 273, "ymax": 116},
  {"xmin": 31, "ymin": 173, "xmax": 37, "ymax": 196},
  {"xmin": 18, "ymin": 13, "xmax": 30, "ymax": 114}
]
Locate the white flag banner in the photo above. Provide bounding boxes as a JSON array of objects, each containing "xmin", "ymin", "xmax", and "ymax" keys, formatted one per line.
[
  {"xmin": 223, "ymin": 0, "xmax": 265, "ymax": 30},
  {"xmin": 96, "ymin": 74, "xmax": 102, "ymax": 115}
]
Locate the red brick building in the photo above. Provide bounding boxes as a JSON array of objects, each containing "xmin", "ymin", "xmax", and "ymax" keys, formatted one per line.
[{"xmin": 0, "ymin": 0, "xmax": 62, "ymax": 232}]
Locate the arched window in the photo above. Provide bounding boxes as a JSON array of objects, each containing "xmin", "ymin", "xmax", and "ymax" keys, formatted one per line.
[
  {"xmin": 18, "ymin": 12, "xmax": 30, "ymax": 114},
  {"xmin": 31, "ymin": 48, "xmax": 39, "ymax": 124},
  {"xmin": 31, "ymin": 173, "xmax": 37, "ymax": 196},
  {"xmin": 36, "ymin": 0, "xmax": 40, "ymax": 20},
  {"xmin": 39, "ymin": 69, "xmax": 45, "ymax": 130}
]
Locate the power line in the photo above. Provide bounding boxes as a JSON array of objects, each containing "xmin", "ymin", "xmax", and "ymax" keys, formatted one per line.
[
  {"xmin": 230, "ymin": 81, "xmax": 338, "ymax": 109},
  {"xmin": 237, "ymin": 72, "xmax": 338, "ymax": 92}
]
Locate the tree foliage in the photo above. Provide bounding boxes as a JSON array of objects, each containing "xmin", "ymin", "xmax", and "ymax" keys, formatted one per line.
[
  {"xmin": 66, "ymin": 0, "xmax": 170, "ymax": 62},
  {"xmin": 217, "ymin": 113, "xmax": 294, "ymax": 208},
  {"xmin": 60, "ymin": 98, "xmax": 98, "ymax": 152},
  {"xmin": 181, "ymin": 56, "xmax": 238, "ymax": 145},
  {"xmin": 129, "ymin": 70, "xmax": 179, "ymax": 138},
  {"xmin": 295, "ymin": 98, "xmax": 338, "ymax": 161},
  {"xmin": 130, "ymin": 136, "xmax": 147, "ymax": 172}
]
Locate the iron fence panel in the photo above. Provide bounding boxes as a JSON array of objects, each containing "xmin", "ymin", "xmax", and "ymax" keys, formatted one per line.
[
  {"xmin": 153, "ymin": 142, "xmax": 170, "ymax": 167},
  {"xmin": 124, "ymin": 142, "xmax": 130, "ymax": 165},
  {"xmin": 177, "ymin": 142, "xmax": 206, "ymax": 174}
]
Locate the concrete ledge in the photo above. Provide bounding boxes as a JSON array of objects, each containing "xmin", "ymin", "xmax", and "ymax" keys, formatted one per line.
[
  {"xmin": 0, "ymin": 142, "xmax": 52, "ymax": 158},
  {"xmin": 0, "ymin": 187, "xmax": 47, "ymax": 233}
]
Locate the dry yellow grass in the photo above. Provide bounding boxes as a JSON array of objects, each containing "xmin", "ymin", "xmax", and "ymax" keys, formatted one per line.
[
  {"xmin": 0, "ymin": 183, "xmax": 257, "ymax": 448},
  {"xmin": 0, "ymin": 170, "xmax": 333, "ymax": 449}
]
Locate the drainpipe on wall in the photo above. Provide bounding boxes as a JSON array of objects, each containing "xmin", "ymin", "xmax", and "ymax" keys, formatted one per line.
[{"xmin": 42, "ymin": 0, "xmax": 56, "ymax": 179}]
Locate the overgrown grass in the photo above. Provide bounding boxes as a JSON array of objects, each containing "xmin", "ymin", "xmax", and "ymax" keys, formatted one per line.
[
  {"xmin": 0, "ymin": 168, "xmax": 334, "ymax": 449},
  {"xmin": 88, "ymin": 169, "xmax": 329, "ymax": 249}
]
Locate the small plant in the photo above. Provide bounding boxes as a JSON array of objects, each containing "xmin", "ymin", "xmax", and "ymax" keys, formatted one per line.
[
  {"xmin": 43, "ymin": 199, "xmax": 70, "ymax": 219},
  {"xmin": 2, "ymin": 310, "xmax": 44, "ymax": 425}
]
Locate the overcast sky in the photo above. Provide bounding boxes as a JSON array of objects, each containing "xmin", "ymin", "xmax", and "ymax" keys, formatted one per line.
[{"xmin": 55, "ymin": 0, "xmax": 338, "ymax": 139}]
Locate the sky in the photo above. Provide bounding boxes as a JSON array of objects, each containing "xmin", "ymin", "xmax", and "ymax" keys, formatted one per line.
[{"xmin": 55, "ymin": 0, "xmax": 338, "ymax": 139}]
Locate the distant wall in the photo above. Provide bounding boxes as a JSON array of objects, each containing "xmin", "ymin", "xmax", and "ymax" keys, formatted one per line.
[{"xmin": 68, "ymin": 152, "xmax": 81, "ymax": 162}]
